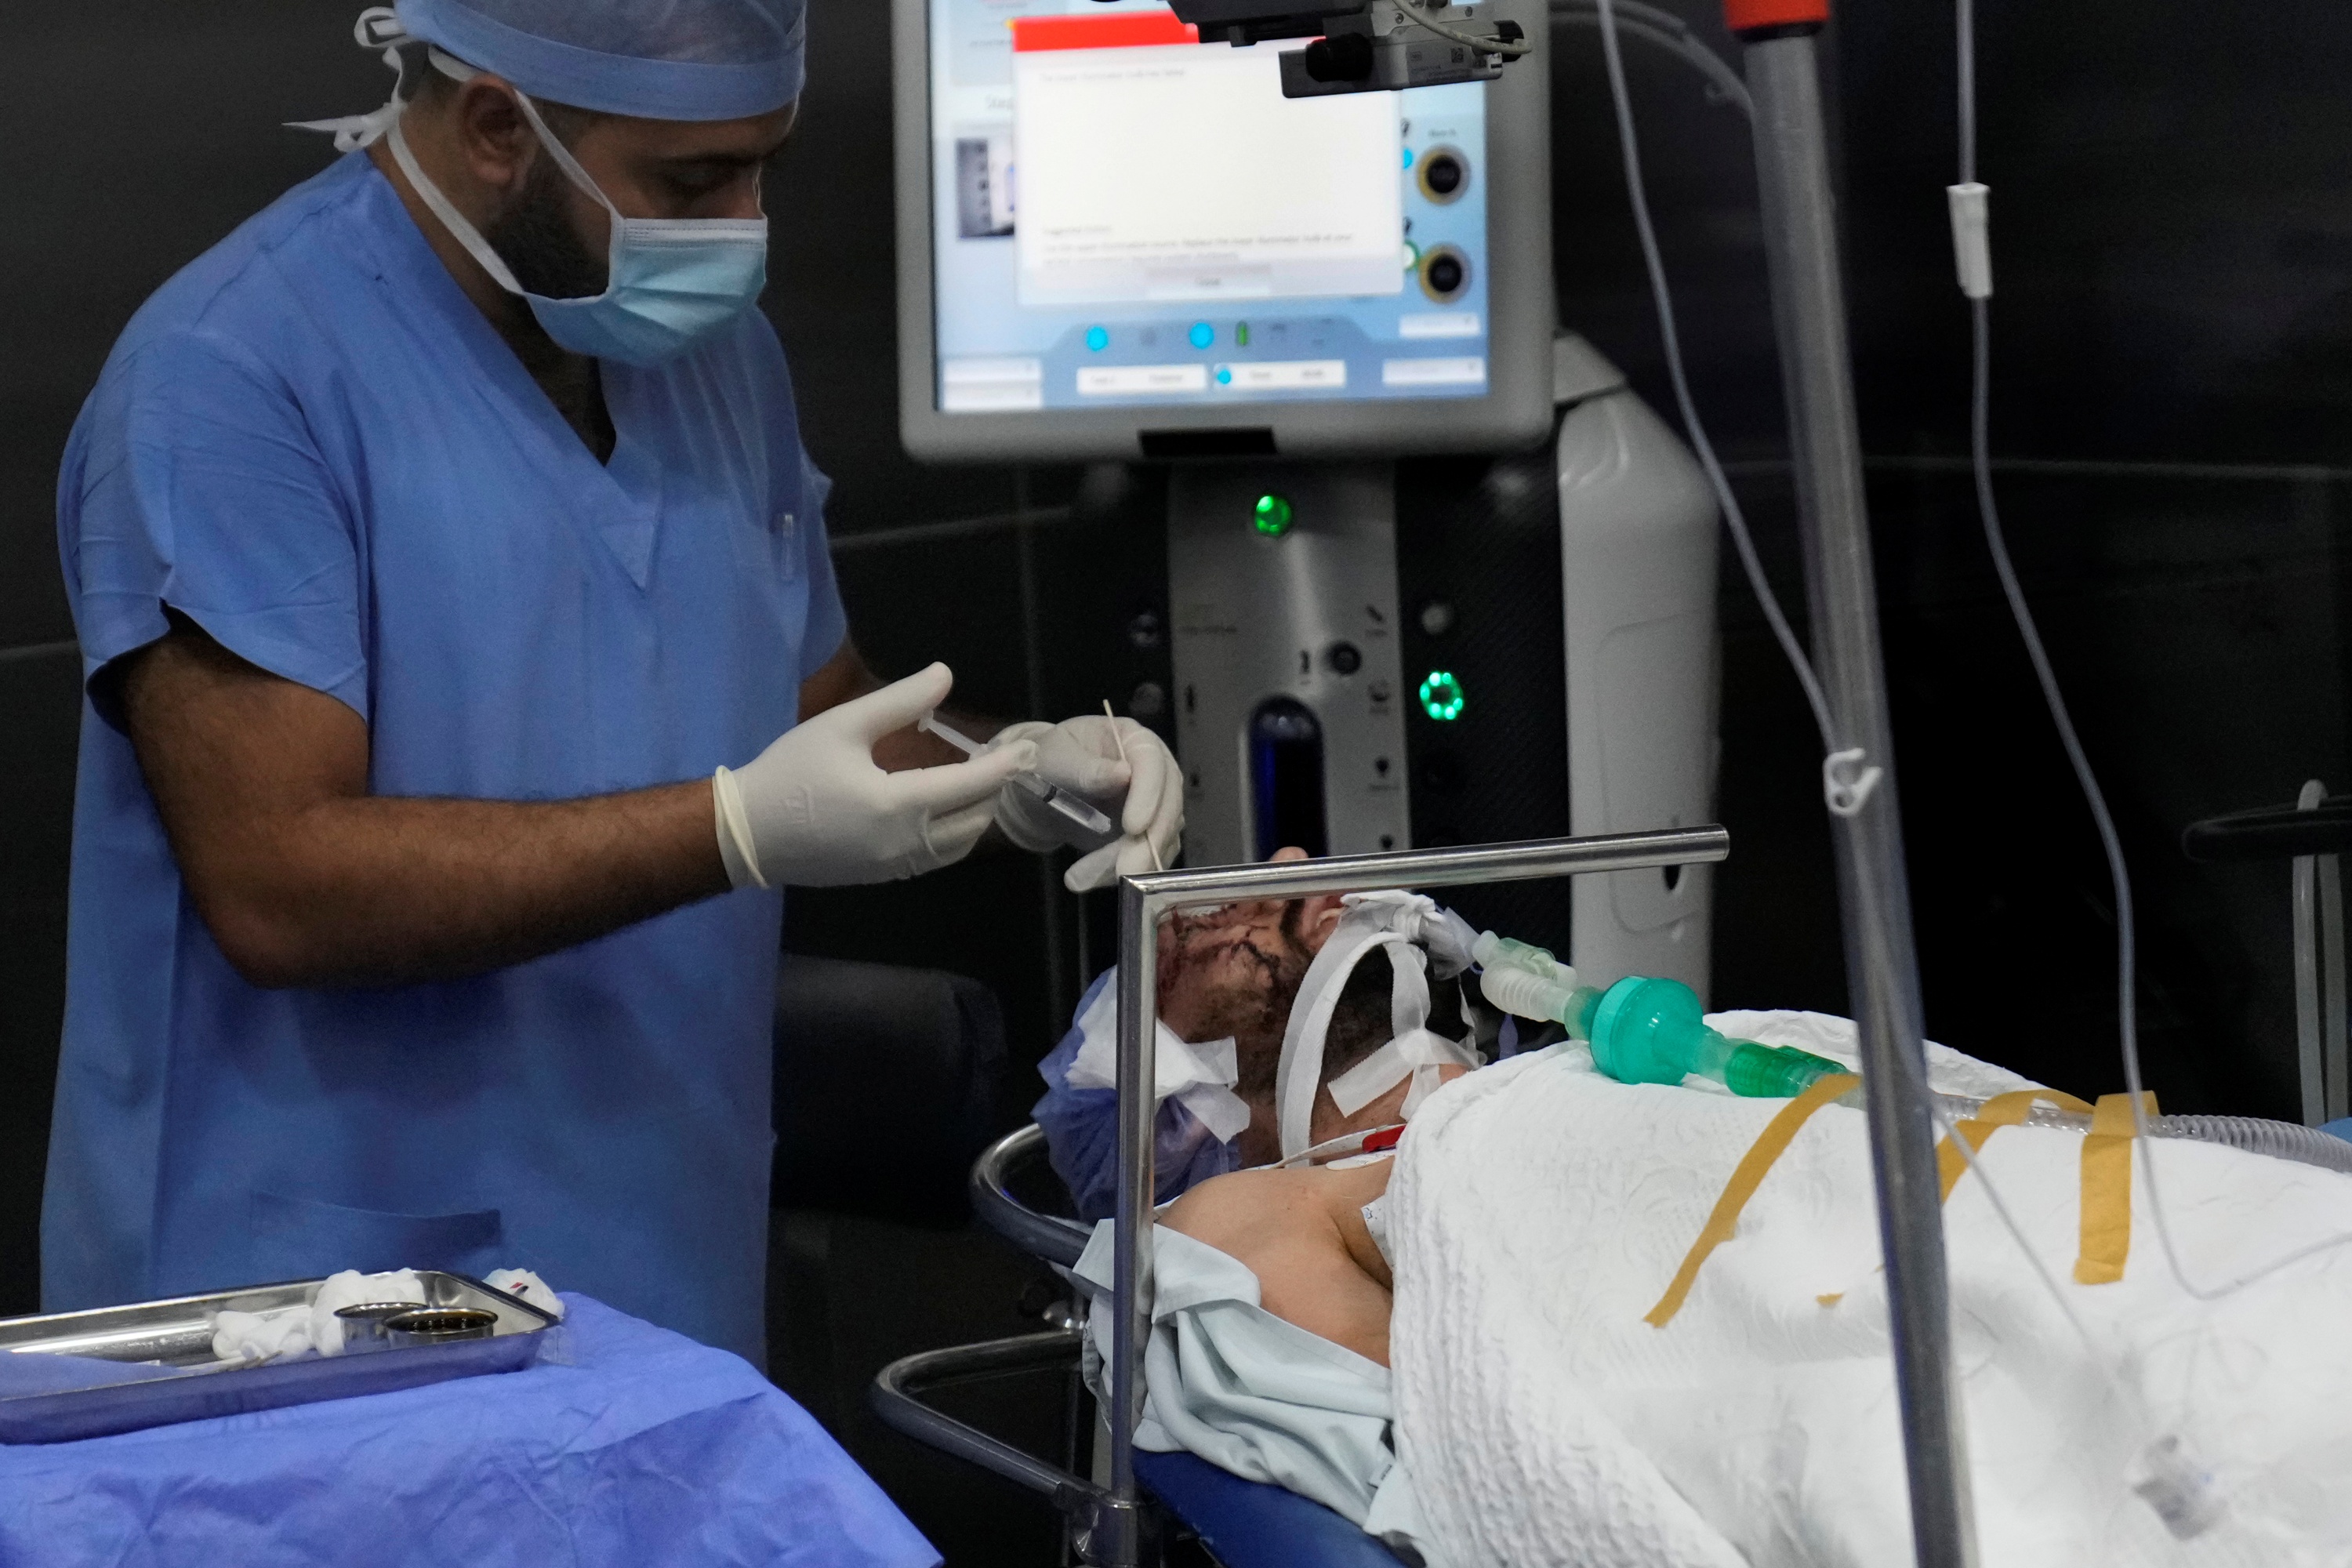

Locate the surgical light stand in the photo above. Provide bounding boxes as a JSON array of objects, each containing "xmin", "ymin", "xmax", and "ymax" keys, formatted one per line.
[{"xmin": 1724, "ymin": 2, "xmax": 1979, "ymax": 1563}]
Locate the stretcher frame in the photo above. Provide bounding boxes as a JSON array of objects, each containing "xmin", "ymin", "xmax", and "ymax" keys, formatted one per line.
[{"xmin": 873, "ymin": 828, "xmax": 1731, "ymax": 1565}]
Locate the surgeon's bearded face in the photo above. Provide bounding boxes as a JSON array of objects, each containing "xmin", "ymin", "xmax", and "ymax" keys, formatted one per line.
[
  {"xmin": 1156, "ymin": 854, "xmax": 1343, "ymax": 1101},
  {"xmin": 486, "ymin": 147, "xmax": 607, "ymax": 302}
]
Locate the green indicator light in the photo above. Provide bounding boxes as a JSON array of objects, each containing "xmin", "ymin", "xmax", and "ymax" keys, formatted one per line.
[
  {"xmin": 1236, "ymin": 321, "xmax": 1251, "ymax": 347},
  {"xmin": 1418, "ymin": 670, "xmax": 1465, "ymax": 721},
  {"xmin": 1253, "ymin": 493, "xmax": 1294, "ymax": 537}
]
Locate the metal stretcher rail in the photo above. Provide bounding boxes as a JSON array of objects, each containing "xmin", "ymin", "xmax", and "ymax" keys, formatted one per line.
[
  {"xmin": 875, "ymin": 1128, "xmax": 1118, "ymax": 1545},
  {"xmin": 970, "ymin": 1123, "xmax": 1090, "ymax": 1269},
  {"xmin": 869, "ymin": 1327, "xmax": 1140, "ymax": 1558}
]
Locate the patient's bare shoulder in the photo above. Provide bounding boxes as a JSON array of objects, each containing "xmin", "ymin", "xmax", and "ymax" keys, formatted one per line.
[
  {"xmin": 1163, "ymin": 1160, "xmax": 1390, "ymax": 1252},
  {"xmin": 1163, "ymin": 1160, "xmax": 1396, "ymax": 1365}
]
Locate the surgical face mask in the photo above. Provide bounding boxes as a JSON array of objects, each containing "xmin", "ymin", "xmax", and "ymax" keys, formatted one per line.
[{"xmin": 385, "ymin": 79, "xmax": 768, "ymax": 367}]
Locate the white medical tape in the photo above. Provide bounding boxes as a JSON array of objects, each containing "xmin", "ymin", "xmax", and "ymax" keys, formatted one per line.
[
  {"xmin": 1420, "ymin": 904, "xmax": 1481, "ymax": 979},
  {"xmin": 1174, "ymin": 1080, "xmax": 1254, "ymax": 1143},
  {"xmin": 1276, "ymin": 928, "xmax": 1407, "ymax": 1159},
  {"xmin": 1274, "ymin": 891, "xmax": 1444, "ymax": 1160},
  {"xmin": 1065, "ymin": 974, "xmax": 1250, "ymax": 1141},
  {"xmin": 1327, "ymin": 1026, "xmax": 1475, "ymax": 1118},
  {"xmin": 1400, "ymin": 1063, "xmax": 1441, "ymax": 1119}
]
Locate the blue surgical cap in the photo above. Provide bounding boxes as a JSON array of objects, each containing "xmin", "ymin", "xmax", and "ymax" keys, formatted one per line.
[{"xmin": 394, "ymin": 0, "xmax": 807, "ymax": 121}]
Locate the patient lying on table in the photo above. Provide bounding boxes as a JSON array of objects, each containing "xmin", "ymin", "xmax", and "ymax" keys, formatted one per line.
[
  {"xmin": 1044, "ymin": 869, "xmax": 2352, "ymax": 1563},
  {"xmin": 1076, "ymin": 1011, "xmax": 2352, "ymax": 1568}
]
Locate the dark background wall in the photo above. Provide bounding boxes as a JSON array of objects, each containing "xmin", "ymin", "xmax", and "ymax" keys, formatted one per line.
[{"xmin": 5, "ymin": 0, "xmax": 2351, "ymax": 1559}]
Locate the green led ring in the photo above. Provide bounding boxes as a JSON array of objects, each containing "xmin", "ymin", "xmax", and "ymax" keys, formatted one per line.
[{"xmin": 1418, "ymin": 670, "xmax": 1465, "ymax": 721}]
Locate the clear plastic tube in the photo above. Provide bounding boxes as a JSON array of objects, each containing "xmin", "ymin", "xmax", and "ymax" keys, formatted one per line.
[
  {"xmin": 1928, "ymin": 1095, "xmax": 2352, "ymax": 1177},
  {"xmin": 1472, "ymin": 932, "xmax": 1604, "ymax": 1037},
  {"xmin": 2141, "ymin": 1115, "xmax": 2352, "ymax": 1177},
  {"xmin": 1475, "ymin": 960, "xmax": 1596, "ymax": 1036}
]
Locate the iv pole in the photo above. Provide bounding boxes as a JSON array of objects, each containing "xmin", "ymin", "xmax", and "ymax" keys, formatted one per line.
[{"xmin": 1721, "ymin": 2, "xmax": 1979, "ymax": 1563}]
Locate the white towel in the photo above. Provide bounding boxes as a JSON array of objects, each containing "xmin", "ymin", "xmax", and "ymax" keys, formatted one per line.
[{"xmin": 1389, "ymin": 1021, "xmax": 2352, "ymax": 1566}]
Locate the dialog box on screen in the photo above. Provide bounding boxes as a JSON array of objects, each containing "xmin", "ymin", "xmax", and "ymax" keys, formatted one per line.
[{"xmin": 1011, "ymin": 11, "xmax": 1405, "ymax": 308}]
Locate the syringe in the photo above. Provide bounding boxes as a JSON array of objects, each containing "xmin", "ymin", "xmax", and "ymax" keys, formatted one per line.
[{"xmin": 917, "ymin": 713, "xmax": 1116, "ymax": 838}]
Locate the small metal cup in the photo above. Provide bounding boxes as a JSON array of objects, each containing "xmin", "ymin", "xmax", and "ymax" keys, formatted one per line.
[
  {"xmin": 332, "ymin": 1300, "xmax": 429, "ymax": 1352},
  {"xmin": 379, "ymin": 1308, "xmax": 499, "ymax": 1348}
]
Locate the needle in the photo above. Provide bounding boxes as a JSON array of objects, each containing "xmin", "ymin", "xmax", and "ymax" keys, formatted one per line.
[{"xmin": 1105, "ymin": 699, "xmax": 1165, "ymax": 872}]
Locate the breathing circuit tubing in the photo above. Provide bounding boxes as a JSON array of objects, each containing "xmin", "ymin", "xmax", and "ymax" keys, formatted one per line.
[
  {"xmin": 1472, "ymin": 929, "xmax": 2352, "ymax": 1175},
  {"xmin": 1946, "ymin": 0, "xmax": 2352, "ymax": 1301},
  {"xmin": 1581, "ymin": 0, "xmax": 2352, "ymax": 1298}
]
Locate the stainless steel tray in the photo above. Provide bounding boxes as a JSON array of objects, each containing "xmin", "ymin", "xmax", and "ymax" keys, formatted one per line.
[{"xmin": 0, "ymin": 1271, "xmax": 558, "ymax": 1443}]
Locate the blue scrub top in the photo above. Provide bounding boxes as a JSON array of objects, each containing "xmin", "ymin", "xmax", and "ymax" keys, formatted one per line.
[{"xmin": 45, "ymin": 151, "xmax": 847, "ymax": 1363}]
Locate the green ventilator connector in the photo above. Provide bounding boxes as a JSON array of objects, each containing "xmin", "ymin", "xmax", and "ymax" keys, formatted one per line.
[{"xmin": 1473, "ymin": 934, "xmax": 1846, "ymax": 1098}]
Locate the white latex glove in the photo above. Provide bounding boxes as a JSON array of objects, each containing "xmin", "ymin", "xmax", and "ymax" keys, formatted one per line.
[
  {"xmin": 989, "ymin": 715, "xmax": 1184, "ymax": 892},
  {"xmin": 713, "ymin": 664, "xmax": 1037, "ymax": 888}
]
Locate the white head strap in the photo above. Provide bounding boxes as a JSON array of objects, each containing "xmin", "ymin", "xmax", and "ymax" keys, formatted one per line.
[{"xmin": 1272, "ymin": 892, "xmax": 1481, "ymax": 1159}]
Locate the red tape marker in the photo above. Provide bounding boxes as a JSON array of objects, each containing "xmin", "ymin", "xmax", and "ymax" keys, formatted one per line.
[
  {"xmin": 1722, "ymin": 0, "xmax": 1829, "ymax": 34},
  {"xmin": 1011, "ymin": 10, "xmax": 1199, "ymax": 52}
]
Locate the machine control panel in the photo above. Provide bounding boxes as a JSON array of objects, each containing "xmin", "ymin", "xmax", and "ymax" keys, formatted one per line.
[{"xmin": 1170, "ymin": 463, "xmax": 1413, "ymax": 863}]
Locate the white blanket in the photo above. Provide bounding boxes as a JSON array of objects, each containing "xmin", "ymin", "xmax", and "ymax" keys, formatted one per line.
[{"xmin": 1388, "ymin": 1012, "xmax": 2352, "ymax": 1567}]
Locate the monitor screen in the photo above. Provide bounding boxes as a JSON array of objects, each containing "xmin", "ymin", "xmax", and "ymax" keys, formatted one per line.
[
  {"xmin": 893, "ymin": 0, "xmax": 1550, "ymax": 462},
  {"xmin": 927, "ymin": 1, "xmax": 1494, "ymax": 416}
]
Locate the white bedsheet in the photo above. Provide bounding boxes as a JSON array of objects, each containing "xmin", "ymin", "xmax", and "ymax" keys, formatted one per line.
[{"xmin": 1388, "ymin": 1012, "xmax": 2352, "ymax": 1566}]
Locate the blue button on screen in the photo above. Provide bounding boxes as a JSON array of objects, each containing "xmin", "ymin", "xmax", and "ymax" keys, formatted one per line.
[
  {"xmin": 1085, "ymin": 325, "xmax": 1109, "ymax": 352},
  {"xmin": 1189, "ymin": 321, "xmax": 1214, "ymax": 350},
  {"xmin": 1215, "ymin": 366, "xmax": 1233, "ymax": 385}
]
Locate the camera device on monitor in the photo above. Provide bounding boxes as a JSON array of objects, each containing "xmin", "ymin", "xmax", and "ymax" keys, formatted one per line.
[{"xmin": 1145, "ymin": 0, "xmax": 1527, "ymax": 96}]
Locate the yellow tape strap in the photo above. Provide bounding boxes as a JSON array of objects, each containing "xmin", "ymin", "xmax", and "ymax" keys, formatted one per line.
[
  {"xmin": 1934, "ymin": 1088, "xmax": 2098, "ymax": 1201},
  {"xmin": 1644, "ymin": 1073, "xmax": 1860, "ymax": 1329},
  {"xmin": 2075, "ymin": 1091, "xmax": 2157, "ymax": 1285}
]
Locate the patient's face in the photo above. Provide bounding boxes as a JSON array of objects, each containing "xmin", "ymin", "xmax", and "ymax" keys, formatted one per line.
[
  {"xmin": 1156, "ymin": 848, "xmax": 1342, "ymax": 1099},
  {"xmin": 1154, "ymin": 849, "xmax": 1473, "ymax": 1164}
]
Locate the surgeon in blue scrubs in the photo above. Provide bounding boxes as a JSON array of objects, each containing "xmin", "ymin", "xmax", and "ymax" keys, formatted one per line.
[{"xmin": 43, "ymin": 0, "xmax": 1183, "ymax": 1363}]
